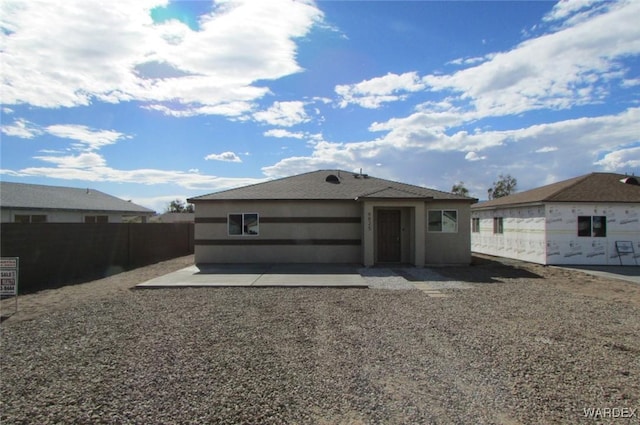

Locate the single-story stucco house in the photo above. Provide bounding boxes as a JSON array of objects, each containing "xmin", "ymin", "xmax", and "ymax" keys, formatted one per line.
[
  {"xmin": 0, "ymin": 181, "xmax": 155, "ymax": 223},
  {"xmin": 471, "ymin": 173, "xmax": 640, "ymax": 265},
  {"xmin": 187, "ymin": 170, "xmax": 476, "ymax": 267}
]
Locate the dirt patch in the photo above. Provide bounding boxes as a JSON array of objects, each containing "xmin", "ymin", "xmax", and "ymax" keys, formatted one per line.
[
  {"xmin": 435, "ymin": 254, "xmax": 640, "ymax": 307},
  {"xmin": 1, "ymin": 254, "xmax": 639, "ymax": 424}
]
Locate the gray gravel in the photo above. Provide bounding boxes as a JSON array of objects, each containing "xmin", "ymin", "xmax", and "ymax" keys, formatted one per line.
[{"xmin": 1, "ymin": 272, "xmax": 639, "ymax": 424}]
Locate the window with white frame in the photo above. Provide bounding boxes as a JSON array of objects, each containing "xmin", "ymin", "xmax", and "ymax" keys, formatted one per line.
[
  {"xmin": 428, "ymin": 210, "xmax": 457, "ymax": 232},
  {"xmin": 228, "ymin": 213, "xmax": 259, "ymax": 236},
  {"xmin": 472, "ymin": 217, "xmax": 480, "ymax": 233}
]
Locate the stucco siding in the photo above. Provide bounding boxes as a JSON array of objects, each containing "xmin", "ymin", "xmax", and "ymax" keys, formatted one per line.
[
  {"xmin": 195, "ymin": 245, "xmax": 361, "ymax": 264},
  {"xmin": 425, "ymin": 201, "xmax": 472, "ymax": 265},
  {"xmin": 194, "ymin": 200, "xmax": 362, "ymax": 264}
]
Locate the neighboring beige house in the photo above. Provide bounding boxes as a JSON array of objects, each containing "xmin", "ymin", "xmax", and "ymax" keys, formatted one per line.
[
  {"xmin": 0, "ymin": 181, "xmax": 155, "ymax": 223},
  {"xmin": 471, "ymin": 173, "xmax": 640, "ymax": 265},
  {"xmin": 188, "ymin": 169, "xmax": 476, "ymax": 266}
]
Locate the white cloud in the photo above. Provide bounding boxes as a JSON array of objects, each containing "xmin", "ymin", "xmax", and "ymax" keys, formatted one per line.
[
  {"xmin": 422, "ymin": 1, "xmax": 640, "ymax": 118},
  {"xmin": 465, "ymin": 152, "xmax": 486, "ymax": 161},
  {"xmin": 143, "ymin": 100, "xmax": 257, "ymax": 118},
  {"xmin": 204, "ymin": 151, "xmax": 242, "ymax": 163},
  {"xmin": 262, "ymin": 107, "xmax": 640, "ymax": 195},
  {"xmin": 595, "ymin": 146, "xmax": 640, "ymax": 170},
  {"xmin": 33, "ymin": 152, "xmax": 107, "ymax": 168},
  {"xmin": 621, "ymin": 78, "xmax": 640, "ymax": 88},
  {"xmin": 264, "ymin": 129, "xmax": 306, "ymax": 139},
  {"xmin": 543, "ymin": 0, "xmax": 604, "ymax": 23},
  {"xmin": 535, "ymin": 146, "xmax": 559, "ymax": 153},
  {"xmin": 2, "ymin": 163, "xmax": 264, "ymax": 191},
  {"xmin": 336, "ymin": 72, "xmax": 425, "ymax": 109},
  {"xmin": 253, "ymin": 101, "xmax": 310, "ymax": 127},
  {"xmin": 1, "ymin": 0, "xmax": 323, "ymax": 116},
  {"xmin": 447, "ymin": 56, "xmax": 488, "ymax": 67},
  {"xmin": 45, "ymin": 124, "xmax": 130, "ymax": 151},
  {"xmin": 0, "ymin": 118, "xmax": 43, "ymax": 138}
]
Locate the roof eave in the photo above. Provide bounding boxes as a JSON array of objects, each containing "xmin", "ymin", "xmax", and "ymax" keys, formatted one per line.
[
  {"xmin": 0, "ymin": 206, "xmax": 154, "ymax": 215},
  {"xmin": 355, "ymin": 196, "xmax": 436, "ymax": 202},
  {"xmin": 471, "ymin": 201, "xmax": 546, "ymax": 211}
]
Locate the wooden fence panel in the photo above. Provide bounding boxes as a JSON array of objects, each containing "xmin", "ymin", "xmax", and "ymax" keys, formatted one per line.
[{"xmin": 0, "ymin": 223, "xmax": 193, "ymax": 292}]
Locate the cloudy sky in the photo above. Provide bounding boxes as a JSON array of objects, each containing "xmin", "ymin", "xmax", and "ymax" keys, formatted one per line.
[{"xmin": 1, "ymin": 0, "xmax": 639, "ymax": 212}]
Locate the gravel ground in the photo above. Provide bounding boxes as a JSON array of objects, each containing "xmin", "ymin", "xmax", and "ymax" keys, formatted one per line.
[{"xmin": 1, "ymin": 257, "xmax": 639, "ymax": 424}]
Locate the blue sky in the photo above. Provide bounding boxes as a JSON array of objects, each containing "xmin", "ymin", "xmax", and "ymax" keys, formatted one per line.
[{"xmin": 1, "ymin": 0, "xmax": 639, "ymax": 213}]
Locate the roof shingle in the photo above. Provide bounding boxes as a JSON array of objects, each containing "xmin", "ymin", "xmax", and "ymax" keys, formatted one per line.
[
  {"xmin": 473, "ymin": 173, "xmax": 640, "ymax": 209},
  {"xmin": 188, "ymin": 170, "xmax": 475, "ymax": 202},
  {"xmin": 0, "ymin": 182, "xmax": 154, "ymax": 214}
]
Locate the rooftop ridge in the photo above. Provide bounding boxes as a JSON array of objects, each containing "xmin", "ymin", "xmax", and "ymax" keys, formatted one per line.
[{"xmin": 473, "ymin": 172, "xmax": 640, "ymax": 209}]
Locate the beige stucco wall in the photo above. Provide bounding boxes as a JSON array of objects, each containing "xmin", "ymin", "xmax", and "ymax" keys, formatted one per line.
[
  {"xmin": 194, "ymin": 199, "xmax": 473, "ymax": 266},
  {"xmin": 193, "ymin": 200, "xmax": 362, "ymax": 264},
  {"xmin": 424, "ymin": 201, "xmax": 472, "ymax": 265}
]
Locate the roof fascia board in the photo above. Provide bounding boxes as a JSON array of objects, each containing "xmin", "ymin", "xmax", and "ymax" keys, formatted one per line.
[
  {"xmin": 190, "ymin": 198, "xmax": 354, "ymax": 203},
  {"xmin": 472, "ymin": 201, "xmax": 546, "ymax": 211},
  {"xmin": 355, "ymin": 196, "xmax": 435, "ymax": 202}
]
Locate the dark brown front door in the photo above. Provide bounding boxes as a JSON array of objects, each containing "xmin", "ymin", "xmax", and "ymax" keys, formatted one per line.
[{"xmin": 377, "ymin": 210, "xmax": 401, "ymax": 263}]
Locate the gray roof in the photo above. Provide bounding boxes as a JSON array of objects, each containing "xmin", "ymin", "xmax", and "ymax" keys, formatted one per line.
[
  {"xmin": 473, "ymin": 173, "xmax": 640, "ymax": 210},
  {"xmin": 0, "ymin": 181, "xmax": 155, "ymax": 214},
  {"xmin": 189, "ymin": 170, "xmax": 475, "ymax": 202}
]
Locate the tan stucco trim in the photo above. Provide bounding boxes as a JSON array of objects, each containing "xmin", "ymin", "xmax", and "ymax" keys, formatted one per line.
[{"xmin": 362, "ymin": 200, "xmax": 425, "ymax": 267}]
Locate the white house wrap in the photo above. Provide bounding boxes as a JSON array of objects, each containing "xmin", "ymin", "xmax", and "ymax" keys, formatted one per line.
[{"xmin": 471, "ymin": 173, "xmax": 640, "ymax": 265}]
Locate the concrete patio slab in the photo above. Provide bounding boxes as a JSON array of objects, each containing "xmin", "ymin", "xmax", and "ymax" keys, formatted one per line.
[{"xmin": 136, "ymin": 264, "xmax": 368, "ymax": 288}]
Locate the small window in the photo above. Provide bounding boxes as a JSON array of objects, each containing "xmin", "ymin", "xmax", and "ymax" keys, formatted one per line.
[
  {"xmin": 14, "ymin": 215, "xmax": 30, "ymax": 223},
  {"xmin": 493, "ymin": 217, "xmax": 503, "ymax": 234},
  {"xmin": 85, "ymin": 215, "xmax": 108, "ymax": 223},
  {"xmin": 472, "ymin": 218, "xmax": 480, "ymax": 233},
  {"xmin": 592, "ymin": 216, "xmax": 606, "ymax": 237},
  {"xmin": 15, "ymin": 214, "xmax": 47, "ymax": 223},
  {"xmin": 578, "ymin": 215, "xmax": 606, "ymax": 237},
  {"xmin": 228, "ymin": 213, "xmax": 259, "ymax": 236},
  {"xmin": 577, "ymin": 216, "xmax": 591, "ymax": 237},
  {"xmin": 428, "ymin": 210, "xmax": 457, "ymax": 232}
]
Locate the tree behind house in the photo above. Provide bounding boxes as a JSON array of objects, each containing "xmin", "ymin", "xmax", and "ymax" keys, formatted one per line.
[
  {"xmin": 488, "ymin": 174, "xmax": 517, "ymax": 199},
  {"xmin": 451, "ymin": 181, "xmax": 469, "ymax": 197},
  {"xmin": 166, "ymin": 199, "xmax": 194, "ymax": 213}
]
